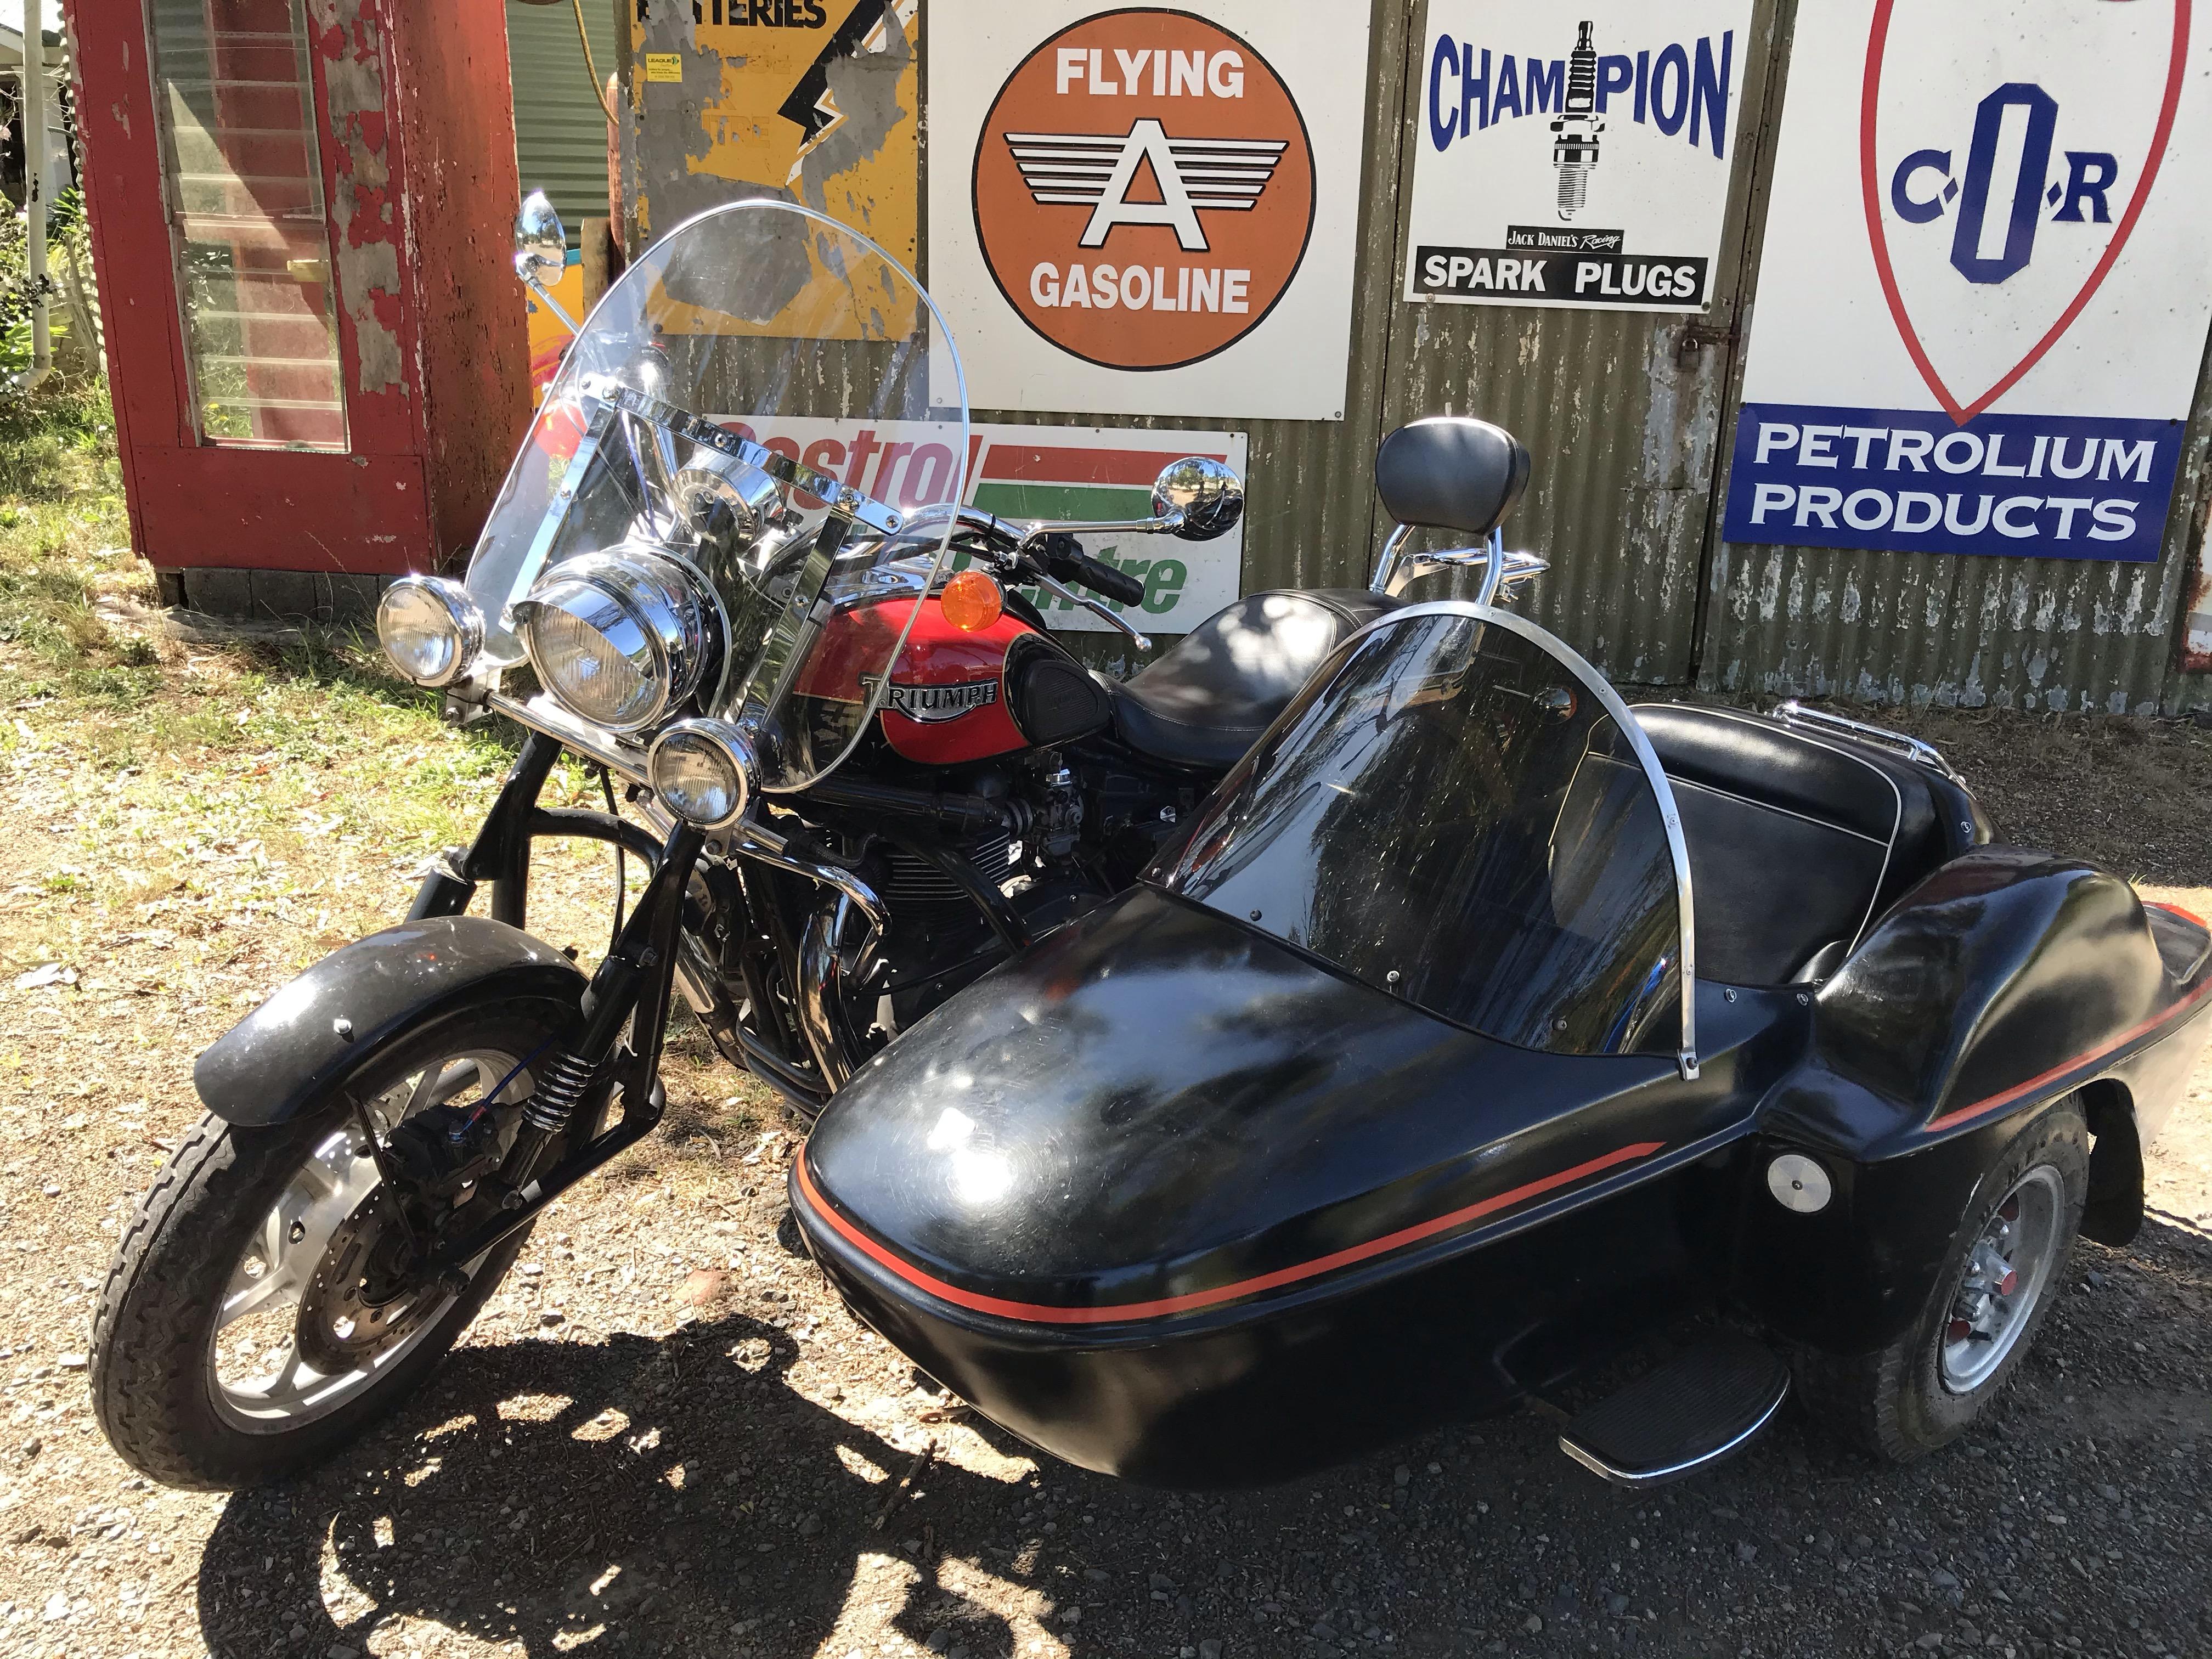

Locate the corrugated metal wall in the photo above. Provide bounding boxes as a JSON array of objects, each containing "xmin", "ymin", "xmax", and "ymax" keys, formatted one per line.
[
  {"xmin": 1365, "ymin": 0, "xmax": 1789, "ymax": 686},
  {"xmin": 614, "ymin": 0, "xmax": 2212, "ymax": 713},
  {"xmin": 506, "ymin": 0, "xmax": 614, "ymax": 246}
]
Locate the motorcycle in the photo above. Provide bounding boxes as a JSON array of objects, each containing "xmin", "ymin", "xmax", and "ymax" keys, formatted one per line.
[{"xmin": 87, "ymin": 198, "xmax": 1531, "ymax": 1487}]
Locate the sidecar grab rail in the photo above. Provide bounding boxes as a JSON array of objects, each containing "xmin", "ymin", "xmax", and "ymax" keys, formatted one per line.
[{"xmin": 1773, "ymin": 700, "xmax": 1962, "ymax": 781}]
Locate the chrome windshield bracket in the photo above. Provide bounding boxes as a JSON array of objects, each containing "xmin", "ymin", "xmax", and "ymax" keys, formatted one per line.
[
  {"xmin": 502, "ymin": 400, "xmax": 616, "ymax": 625},
  {"xmin": 1678, "ymin": 1048, "xmax": 1700, "ymax": 1082},
  {"xmin": 586, "ymin": 377, "xmax": 906, "ymax": 538}
]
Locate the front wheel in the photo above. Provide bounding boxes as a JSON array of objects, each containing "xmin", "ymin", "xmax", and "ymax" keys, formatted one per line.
[
  {"xmin": 1791, "ymin": 1097, "xmax": 2088, "ymax": 1461},
  {"xmin": 89, "ymin": 1008, "xmax": 562, "ymax": 1489}
]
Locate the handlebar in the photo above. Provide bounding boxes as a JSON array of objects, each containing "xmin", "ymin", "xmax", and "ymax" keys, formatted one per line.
[{"xmin": 1034, "ymin": 532, "xmax": 1146, "ymax": 607}]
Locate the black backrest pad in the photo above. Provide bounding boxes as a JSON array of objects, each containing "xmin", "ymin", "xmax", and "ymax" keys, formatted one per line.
[
  {"xmin": 1629, "ymin": 705, "xmax": 1976, "ymax": 986},
  {"xmin": 1374, "ymin": 417, "xmax": 1532, "ymax": 538}
]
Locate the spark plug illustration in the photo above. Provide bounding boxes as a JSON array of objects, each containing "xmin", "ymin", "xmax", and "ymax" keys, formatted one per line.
[{"xmin": 1550, "ymin": 21, "xmax": 1604, "ymax": 220}]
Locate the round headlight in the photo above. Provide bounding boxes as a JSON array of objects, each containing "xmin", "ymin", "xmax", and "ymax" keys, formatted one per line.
[
  {"xmin": 648, "ymin": 719, "xmax": 755, "ymax": 829},
  {"xmin": 376, "ymin": 575, "xmax": 483, "ymax": 688},
  {"xmin": 515, "ymin": 549, "xmax": 715, "ymax": 732}
]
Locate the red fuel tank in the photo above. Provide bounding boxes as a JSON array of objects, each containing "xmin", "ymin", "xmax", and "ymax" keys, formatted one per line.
[{"xmin": 796, "ymin": 595, "xmax": 1040, "ymax": 765}]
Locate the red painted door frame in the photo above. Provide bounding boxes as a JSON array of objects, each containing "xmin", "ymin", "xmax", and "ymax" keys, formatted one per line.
[{"xmin": 69, "ymin": 0, "xmax": 529, "ymax": 576}]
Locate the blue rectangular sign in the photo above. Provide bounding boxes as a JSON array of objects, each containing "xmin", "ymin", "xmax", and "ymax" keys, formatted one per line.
[{"xmin": 1720, "ymin": 403, "xmax": 2182, "ymax": 562}]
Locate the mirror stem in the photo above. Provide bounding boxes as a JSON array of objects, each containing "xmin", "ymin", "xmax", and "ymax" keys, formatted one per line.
[{"xmin": 522, "ymin": 267, "xmax": 580, "ymax": 335}]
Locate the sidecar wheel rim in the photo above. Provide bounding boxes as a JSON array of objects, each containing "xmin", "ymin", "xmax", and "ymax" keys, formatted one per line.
[
  {"xmin": 206, "ymin": 1048, "xmax": 526, "ymax": 1432},
  {"xmin": 1938, "ymin": 1164, "xmax": 2063, "ymax": 1395}
]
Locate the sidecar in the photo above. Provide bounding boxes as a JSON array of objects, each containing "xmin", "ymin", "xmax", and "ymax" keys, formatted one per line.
[{"xmin": 791, "ymin": 595, "xmax": 2212, "ymax": 1488}]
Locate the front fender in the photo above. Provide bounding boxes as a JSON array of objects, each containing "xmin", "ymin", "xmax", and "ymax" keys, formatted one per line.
[{"xmin": 195, "ymin": 917, "xmax": 586, "ymax": 1127}]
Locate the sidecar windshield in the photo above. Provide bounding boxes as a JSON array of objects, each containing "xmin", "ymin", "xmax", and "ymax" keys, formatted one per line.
[
  {"xmin": 462, "ymin": 199, "xmax": 968, "ymax": 792},
  {"xmin": 1152, "ymin": 607, "xmax": 1693, "ymax": 1059}
]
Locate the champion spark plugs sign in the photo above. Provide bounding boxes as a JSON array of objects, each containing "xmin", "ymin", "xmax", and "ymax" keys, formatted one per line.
[
  {"xmin": 928, "ymin": 3, "xmax": 1369, "ymax": 420},
  {"xmin": 1404, "ymin": 1, "xmax": 1755, "ymax": 312},
  {"xmin": 1723, "ymin": 0, "xmax": 2212, "ymax": 563}
]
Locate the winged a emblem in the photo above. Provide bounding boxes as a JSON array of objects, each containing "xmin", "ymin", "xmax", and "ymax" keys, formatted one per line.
[{"xmin": 1004, "ymin": 119, "xmax": 1289, "ymax": 251}]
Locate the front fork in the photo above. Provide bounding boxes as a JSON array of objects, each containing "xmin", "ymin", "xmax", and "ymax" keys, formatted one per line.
[{"xmin": 397, "ymin": 731, "xmax": 704, "ymax": 1277}]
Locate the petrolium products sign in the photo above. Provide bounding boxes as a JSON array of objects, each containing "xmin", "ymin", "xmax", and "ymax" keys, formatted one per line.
[
  {"xmin": 1403, "ymin": 1, "xmax": 1754, "ymax": 312},
  {"xmin": 928, "ymin": 2, "xmax": 1369, "ymax": 420},
  {"xmin": 1723, "ymin": 0, "xmax": 2212, "ymax": 563}
]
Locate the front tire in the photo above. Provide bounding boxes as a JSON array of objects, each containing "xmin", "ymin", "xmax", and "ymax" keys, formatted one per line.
[
  {"xmin": 90, "ymin": 1008, "xmax": 562, "ymax": 1489},
  {"xmin": 1792, "ymin": 1096, "xmax": 2088, "ymax": 1462}
]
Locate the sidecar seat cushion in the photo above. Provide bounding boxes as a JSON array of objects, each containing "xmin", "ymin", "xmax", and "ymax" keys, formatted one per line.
[
  {"xmin": 1103, "ymin": 589, "xmax": 1403, "ymax": 771},
  {"xmin": 1629, "ymin": 704, "xmax": 1980, "ymax": 986}
]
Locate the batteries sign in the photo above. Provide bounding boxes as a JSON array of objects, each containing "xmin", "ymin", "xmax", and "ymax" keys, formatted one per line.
[
  {"xmin": 1723, "ymin": 0, "xmax": 2212, "ymax": 563},
  {"xmin": 929, "ymin": 2, "xmax": 1370, "ymax": 420},
  {"xmin": 1403, "ymin": 1, "xmax": 1754, "ymax": 312}
]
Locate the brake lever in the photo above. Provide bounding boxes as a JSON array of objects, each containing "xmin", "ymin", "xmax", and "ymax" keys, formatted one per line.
[{"xmin": 1028, "ymin": 567, "xmax": 1152, "ymax": 652}]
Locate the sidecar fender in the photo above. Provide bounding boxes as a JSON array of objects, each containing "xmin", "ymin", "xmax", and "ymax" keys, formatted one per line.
[{"xmin": 195, "ymin": 917, "xmax": 586, "ymax": 1127}]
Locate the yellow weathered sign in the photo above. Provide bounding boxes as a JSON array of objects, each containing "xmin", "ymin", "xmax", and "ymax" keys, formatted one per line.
[{"xmin": 628, "ymin": 0, "xmax": 919, "ymax": 337}]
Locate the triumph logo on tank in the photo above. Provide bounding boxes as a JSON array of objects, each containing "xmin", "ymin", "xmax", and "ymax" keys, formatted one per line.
[
  {"xmin": 1723, "ymin": 0, "xmax": 2211, "ymax": 564},
  {"xmin": 971, "ymin": 10, "xmax": 1318, "ymax": 370},
  {"xmin": 1403, "ymin": 1, "xmax": 1754, "ymax": 313},
  {"xmin": 886, "ymin": 679, "xmax": 1000, "ymax": 723}
]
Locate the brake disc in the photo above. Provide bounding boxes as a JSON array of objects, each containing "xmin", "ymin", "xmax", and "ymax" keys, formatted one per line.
[{"xmin": 295, "ymin": 1190, "xmax": 446, "ymax": 1374}]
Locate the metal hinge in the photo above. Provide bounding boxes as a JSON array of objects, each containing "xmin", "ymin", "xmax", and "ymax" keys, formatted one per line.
[{"xmin": 1676, "ymin": 316, "xmax": 1739, "ymax": 368}]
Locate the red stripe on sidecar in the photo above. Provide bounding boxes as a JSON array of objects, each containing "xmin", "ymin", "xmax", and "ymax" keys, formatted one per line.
[
  {"xmin": 1922, "ymin": 970, "xmax": 2212, "ymax": 1137},
  {"xmin": 792, "ymin": 1139, "xmax": 1667, "ymax": 1327}
]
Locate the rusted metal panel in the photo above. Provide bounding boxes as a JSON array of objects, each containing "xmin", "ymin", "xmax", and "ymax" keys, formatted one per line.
[{"xmin": 1353, "ymin": 0, "xmax": 1791, "ymax": 686}]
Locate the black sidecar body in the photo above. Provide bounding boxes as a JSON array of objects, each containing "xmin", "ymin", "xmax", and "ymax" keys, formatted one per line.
[{"xmin": 791, "ymin": 601, "xmax": 2212, "ymax": 1487}]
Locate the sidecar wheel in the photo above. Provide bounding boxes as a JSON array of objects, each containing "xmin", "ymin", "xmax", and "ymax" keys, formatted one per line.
[
  {"xmin": 1791, "ymin": 1097, "xmax": 2088, "ymax": 1462},
  {"xmin": 89, "ymin": 1008, "xmax": 562, "ymax": 1489}
]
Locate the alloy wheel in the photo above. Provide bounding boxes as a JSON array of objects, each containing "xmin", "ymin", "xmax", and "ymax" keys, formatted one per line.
[
  {"xmin": 205, "ymin": 1048, "xmax": 530, "ymax": 1431},
  {"xmin": 1939, "ymin": 1164, "xmax": 2065, "ymax": 1394}
]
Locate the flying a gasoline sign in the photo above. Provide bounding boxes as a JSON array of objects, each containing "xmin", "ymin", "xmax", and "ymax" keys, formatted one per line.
[{"xmin": 971, "ymin": 11, "xmax": 1317, "ymax": 371}]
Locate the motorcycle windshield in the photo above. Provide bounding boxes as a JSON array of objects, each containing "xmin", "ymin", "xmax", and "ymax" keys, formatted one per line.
[
  {"xmin": 1152, "ymin": 606, "xmax": 1694, "ymax": 1060},
  {"xmin": 464, "ymin": 199, "xmax": 969, "ymax": 792}
]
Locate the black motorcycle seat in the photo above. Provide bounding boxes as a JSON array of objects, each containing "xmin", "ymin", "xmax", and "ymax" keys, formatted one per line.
[
  {"xmin": 1103, "ymin": 588, "xmax": 1404, "ymax": 770},
  {"xmin": 1629, "ymin": 703, "xmax": 1988, "ymax": 986}
]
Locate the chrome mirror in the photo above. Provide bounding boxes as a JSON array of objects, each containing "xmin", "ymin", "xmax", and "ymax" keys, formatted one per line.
[
  {"xmin": 1152, "ymin": 456, "xmax": 1244, "ymax": 543},
  {"xmin": 514, "ymin": 190, "xmax": 567, "ymax": 276}
]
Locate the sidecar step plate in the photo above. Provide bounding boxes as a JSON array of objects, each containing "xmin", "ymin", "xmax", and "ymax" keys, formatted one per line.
[{"xmin": 1559, "ymin": 1334, "xmax": 1789, "ymax": 1487}]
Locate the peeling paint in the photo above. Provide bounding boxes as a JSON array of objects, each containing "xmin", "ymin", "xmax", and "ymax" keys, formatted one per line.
[
  {"xmin": 795, "ymin": 5, "xmax": 909, "ymax": 215},
  {"xmin": 305, "ymin": 0, "xmax": 402, "ymax": 397}
]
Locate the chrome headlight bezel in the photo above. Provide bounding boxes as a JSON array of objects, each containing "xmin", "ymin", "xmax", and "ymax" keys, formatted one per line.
[
  {"xmin": 376, "ymin": 574, "xmax": 484, "ymax": 689},
  {"xmin": 646, "ymin": 717, "xmax": 757, "ymax": 830},
  {"xmin": 512, "ymin": 548, "xmax": 718, "ymax": 734}
]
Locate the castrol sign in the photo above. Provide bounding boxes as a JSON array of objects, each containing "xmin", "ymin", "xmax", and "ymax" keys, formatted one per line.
[
  {"xmin": 973, "ymin": 13, "xmax": 1314, "ymax": 370},
  {"xmin": 930, "ymin": 2, "xmax": 1369, "ymax": 419}
]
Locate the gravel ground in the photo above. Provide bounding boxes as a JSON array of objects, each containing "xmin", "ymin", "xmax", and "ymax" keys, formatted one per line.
[{"xmin": 0, "ymin": 698, "xmax": 2208, "ymax": 1659}]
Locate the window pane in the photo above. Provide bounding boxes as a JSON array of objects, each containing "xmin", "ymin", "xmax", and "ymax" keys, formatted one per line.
[{"xmin": 149, "ymin": 0, "xmax": 348, "ymax": 448}]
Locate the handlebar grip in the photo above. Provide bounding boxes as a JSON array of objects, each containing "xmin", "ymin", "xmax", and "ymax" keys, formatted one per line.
[{"xmin": 1067, "ymin": 552, "xmax": 1146, "ymax": 607}]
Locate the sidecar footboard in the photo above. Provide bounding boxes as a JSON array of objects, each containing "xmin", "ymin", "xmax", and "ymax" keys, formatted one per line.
[{"xmin": 195, "ymin": 916, "xmax": 586, "ymax": 1127}]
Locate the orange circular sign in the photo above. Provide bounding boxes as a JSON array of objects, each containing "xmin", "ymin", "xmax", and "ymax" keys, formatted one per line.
[{"xmin": 972, "ymin": 10, "xmax": 1316, "ymax": 371}]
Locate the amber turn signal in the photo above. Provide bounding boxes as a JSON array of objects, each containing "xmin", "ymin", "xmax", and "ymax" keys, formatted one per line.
[{"xmin": 940, "ymin": 567, "xmax": 1004, "ymax": 633}]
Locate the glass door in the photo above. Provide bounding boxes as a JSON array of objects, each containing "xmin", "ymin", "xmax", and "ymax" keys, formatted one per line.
[{"xmin": 146, "ymin": 0, "xmax": 347, "ymax": 448}]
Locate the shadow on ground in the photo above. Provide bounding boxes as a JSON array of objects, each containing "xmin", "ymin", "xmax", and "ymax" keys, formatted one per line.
[{"xmin": 190, "ymin": 1221, "xmax": 2212, "ymax": 1659}]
